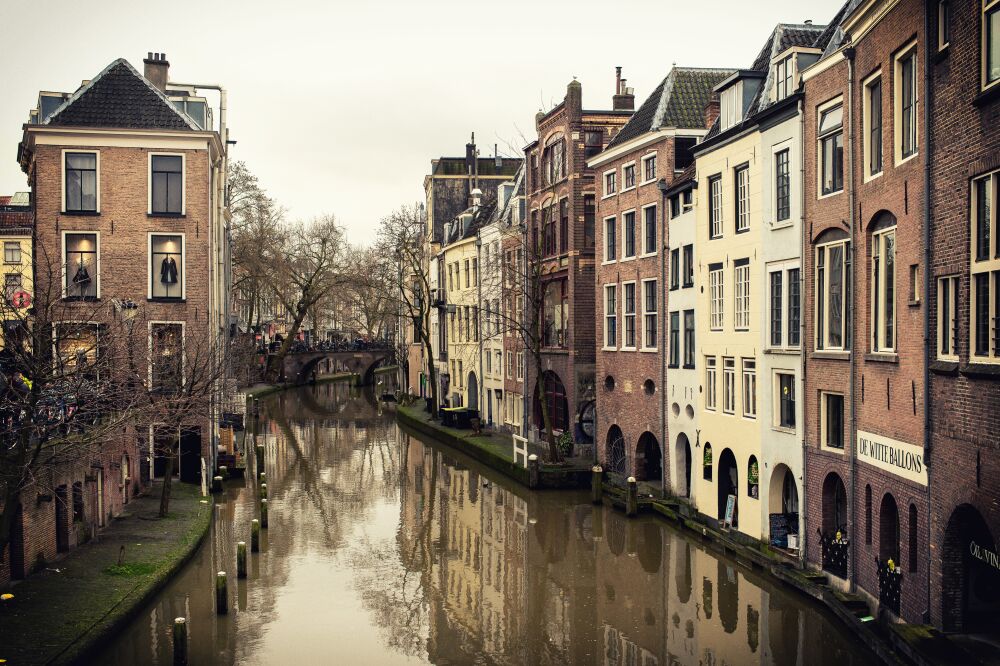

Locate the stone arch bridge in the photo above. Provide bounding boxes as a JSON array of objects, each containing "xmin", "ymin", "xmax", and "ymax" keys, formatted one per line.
[{"xmin": 280, "ymin": 349, "xmax": 394, "ymax": 386}]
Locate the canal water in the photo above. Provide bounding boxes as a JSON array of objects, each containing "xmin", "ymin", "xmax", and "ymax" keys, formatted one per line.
[{"xmin": 97, "ymin": 383, "xmax": 876, "ymax": 665}]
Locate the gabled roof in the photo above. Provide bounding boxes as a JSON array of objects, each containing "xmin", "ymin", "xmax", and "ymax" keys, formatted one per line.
[
  {"xmin": 815, "ymin": 0, "xmax": 860, "ymax": 58},
  {"xmin": 606, "ymin": 67, "xmax": 734, "ymax": 150},
  {"xmin": 432, "ymin": 157, "xmax": 522, "ymax": 177},
  {"xmin": 44, "ymin": 59, "xmax": 199, "ymax": 131}
]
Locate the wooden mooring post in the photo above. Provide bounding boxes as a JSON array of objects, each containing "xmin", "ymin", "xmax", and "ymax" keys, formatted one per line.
[
  {"xmin": 626, "ymin": 476, "xmax": 639, "ymax": 517},
  {"xmin": 251, "ymin": 519, "xmax": 260, "ymax": 552},
  {"xmin": 216, "ymin": 571, "xmax": 228, "ymax": 614},
  {"xmin": 172, "ymin": 617, "xmax": 188, "ymax": 665},
  {"xmin": 591, "ymin": 466, "xmax": 603, "ymax": 504},
  {"xmin": 260, "ymin": 498, "xmax": 269, "ymax": 529},
  {"xmin": 237, "ymin": 541, "xmax": 247, "ymax": 578}
]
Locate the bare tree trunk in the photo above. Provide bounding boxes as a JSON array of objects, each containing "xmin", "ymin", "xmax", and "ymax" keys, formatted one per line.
[
  {"xmin": 268, "ymin": 303, "xmax": 309, "ymax": 382},
  {"xmin": 158, "ymin": 438, "xmax": 176, "ymax": 517}
]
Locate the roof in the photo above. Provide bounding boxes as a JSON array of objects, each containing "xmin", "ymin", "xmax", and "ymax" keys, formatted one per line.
[
  {"xmin": 443, "ymin": 199, "xmax": 497, "ymax": 246},
  {"xmin": 606, "ymin": 67, "xmax": 735, "ymax": 150},
  {"xmin": 0, "ymin": 206, "xmax": 32, "ymax": 233},
  {"xmin": 44, "ymin": 59, "xmax": 199, "ymax": 131},
  {"xmin": 663, "ymin": 163, "xmax": 697, "ymax": 196},
  {"xmin": 816, "ymin": 0, "xmax": 860, "ymax": 58},
  {"xmin": 431, "ymin": 157, "xmax": 523, "ymax": 177}
]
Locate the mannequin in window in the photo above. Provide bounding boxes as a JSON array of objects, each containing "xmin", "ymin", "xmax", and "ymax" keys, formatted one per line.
[
  {"xmin": 160, "ymin": 256, "xmax": 178, "ymax": 285},
  {"xmin": 72, "ymin": 261, "xmax": 91, "ymax": 289}
]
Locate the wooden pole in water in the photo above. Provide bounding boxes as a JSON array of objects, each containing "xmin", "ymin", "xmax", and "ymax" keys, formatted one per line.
[
  {"xmin": 527, "ymin": 454, "xmax": 539, "ymax": 489},
  {"xmin": 172, "ymin": 616, "xmax": 188, "ymax": 665},
  {"xmin": 251, "ymin": 519, "xmax": 260, "ymax": 552},
  {"xmin": 591, "ymin": 466, "xmax": 603, "ymax": 504},
  {"xmin": 259, "ymin": 483, "xmax": 267, "ymax": 500},
  {"xmin": 211, "ymin": 475, "xmax": 223, "ymax": 493},
  {"xmin": 216, "ymin": 571, "xmax": 228, "ymax": 614},
  {"xmin": 626, "ymin": 476, "xmax": 639, "ymax": 517},
  {"xmin": 255, "ymin": 444, "xmax": 264, "ymax": 473},
  {"xmin": 237, "ymin": 541, "xmax": 247, "ymax": 578},
  {"xmin": 260, "ymin": 498, "xmax": 269, "ymax": 529},
  {"xmin": 219, "ymin": 465, "xmax": 229, "ymax": 480},
  {"xmin": 258, "ymin": 471, "xmax": 266, "ymax": 484}
]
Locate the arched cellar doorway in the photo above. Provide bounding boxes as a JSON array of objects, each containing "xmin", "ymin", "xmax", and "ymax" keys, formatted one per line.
[
  {"xmin": 635, "ymin": 432, "xmax": 662, "ymax": 483},
  {"xmin": 675, "ymin": 433, "xmax": 692, "ymax": 497},
  {"xmin": 941, "ymin": 504, "xmax": 1000, "ymax": 632},
  {"xmin": 606, "ymin": 425, "xmax": 627, "ymax": 476},
  {"xmin": 767, "ymin": 464, "xmax": 800, "ymax": 550},
  {"xmin": 717, "ymin": 448, "xmax": 738, "ymax": 528}
]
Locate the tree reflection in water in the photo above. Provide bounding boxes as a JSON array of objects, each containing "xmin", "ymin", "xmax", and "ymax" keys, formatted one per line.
[{"xmin": 94, "ymin": 383, "xmax": 876, "ymax": 666}]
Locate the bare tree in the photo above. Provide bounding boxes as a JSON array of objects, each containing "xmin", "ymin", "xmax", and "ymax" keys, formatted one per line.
[{"xmin": 341, "ymin": 244, "xmax": 397, "ymax": 340}]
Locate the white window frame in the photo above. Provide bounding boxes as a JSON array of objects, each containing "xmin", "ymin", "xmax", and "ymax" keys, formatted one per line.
[
  {"xmin": 640, "ymin": 203, "xmax": 658, "ymax": 257},
  {"xmin": 937, "ymin": 275, "xmax": 959, "ymax": 361},
  {"xmin": 722, "ymin": 357, "xmax": 736, "ymax": 414},
  {"xmin": 622, "ymin": 280, "xmax": 637, "ymax": 350},
  {"xmin": 641, "ymin": 152, "xmax": 657, "ymax": 184},
  {"xmin": 603, "ymin": 215, "xmax": 617, "ymax": 264},
  {"xmin": 982, "ymin": 0, "xmax": 1000, "ymax": 90},
  {"xmin": 767, "ymin": 261, "xmax": 801, "ymax": 350},
  {"xmin": 774, "ymin": 54, "xmax": 794, "ymax": 101},
  {"xmin": 603, "ymin": 169, "xmax": 617, "ymax": 198},
  {"xmin": 604, "ymin": 284, "xmax": 618, "ymax": 350},
  {"xmin": 894, "ymin": 41, "xmax": 920, "ymax": 165},
  {"xmin": 773, "ymin": 370, "xmax": 796, "ymax": 432},
  {"xmin": 772, "ymin": 143, "xmax": 792, "ymax": 226},
  {"xmin": 622, "ymin": 161, "xmax": 637, "ymax": 192},
  {"xmin": 61, "ymin": 149, "xmax": 100, "ymax": 214},
  {"xmin": 61, "ymin": 230, "xmax": 101, "ymax": 299},
  {"xmin": 4, "ymin": 241, "xmax": 21, "ymax": 264},
  {"xmin": 709, "ymin": 265, "xmax": 724, "ymax": 330},
  {"xmin": 516, "ymin": 352, "xmax": 524, "ymax": 381},
  {"xmin": 720, "ymin": 82, "xmax": 742, "ymax": 131},
  {"xmin": 815, "ymin": 238, "xmax": 851, "ymax": 351},
  {"xmin": 817, "ymin": 97, "xmax": 845, "ymax": 198},
  {"xmin": 705, "ymin": 356, "xmax": 718, "ymax": 411},
  {"xmin": 734, "ymin": 261, "xmax": 750, "ymax": 331},
  {"xmin": 735, "ymin": 164, "xmax": 750, "ymax": 233},
  {"xmin": 938, "ymin": 0, "xmax": 951, "ymax": 51},
  {"xmin": 871, "ymin": 226, "xmax": 898, "ymax": 353},
  {"xmin": 147, "ymin": 152, "xmax": 187, "ymax": 216},
  {"xmin": 709, "ymin": 175, "xmax": 724, "ymax": 239},
  {"xmin": 820, "ymin": 391, "xmax": 846, "ymax": 453},
  {"xmin": 621, "ymin": 209, "xmax": 637, "ymax": 260},
  {"xmin": 741, "ymin": 358, "xmax": 756, "ymax": 419},
  {"xmin": 641, "ymin": 278, "xmax": 658, "ymax": 351},
  {"xmin": 971, "ymin": 170, "xmax": 1000, "ymax": 362},
  {"xmin": 863, "ymin": 71, "xmax": 884, "ymax": 181},
  {"xmin": 147, "ymin": 232, "xmax": 187, "ymax": 300},
  {"xmin": 147, "ymin": 320, "xmax": 187, "ymax": 389}
]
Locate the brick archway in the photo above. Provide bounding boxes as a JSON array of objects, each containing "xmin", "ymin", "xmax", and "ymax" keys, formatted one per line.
[{"xmin": 941, "ymin": 504, "xmax": 1000, "ymax": 632}]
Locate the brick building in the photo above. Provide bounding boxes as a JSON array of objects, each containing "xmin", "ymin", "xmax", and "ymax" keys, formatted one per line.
[
  {"xmin": 926, "ymin": 0, "xmax": 1000, "ymax": 633},
  {"xmin": 523, "ymin": 75, "xmax": 633, "ymax": 456},
  {"xmin": 3, "ymin": 54, "xmax": 230, "ymax": 583},
  {"xmin": 801, "ymin": 0, "xmax": 931, "ymax": 622},
  {"xmin": 589, "ymin": 66, "xmax": 731, "ymax": 486}
]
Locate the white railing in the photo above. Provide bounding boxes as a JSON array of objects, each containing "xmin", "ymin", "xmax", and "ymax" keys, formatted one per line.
[{"xmin": 512, "ymin": 434, "xmax": 529, "ymax": 468}]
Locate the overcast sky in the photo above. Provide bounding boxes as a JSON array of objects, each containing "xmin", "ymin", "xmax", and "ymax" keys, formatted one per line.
[{"xmin": 0, "ymin": 0, "xmax": 841, "ymax": 245}]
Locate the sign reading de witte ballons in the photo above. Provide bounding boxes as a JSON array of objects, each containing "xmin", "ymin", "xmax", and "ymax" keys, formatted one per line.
[{"xmin": 856, "ymin": 430, "xmax": 927, "ymax": 486}]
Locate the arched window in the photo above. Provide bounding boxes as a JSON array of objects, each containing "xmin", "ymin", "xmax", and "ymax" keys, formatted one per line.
[
  {"xmin": 703, "ymin": 443, "xmax": 713, "ymax": 480},
  {"xmin": 747, "ymin": 455, "xmax": 759, "ymax": 498},
  {"xmin": 908, "ymin": 504, "xmax": 918, "ymax": 572},
  {"xmin": 533, "ymin": 371, "xmax": 568, "ymax": 432},
  {"xmin": 879, "ymin": 493, "xmax": 900, "ymax": 563},
  {"xmin": 606, "ymin": 425, "xmax": 627, "ymax": 475},
  {"xmin": 865, "ymin": 484, "xmax": 873, "ymax": 544}
]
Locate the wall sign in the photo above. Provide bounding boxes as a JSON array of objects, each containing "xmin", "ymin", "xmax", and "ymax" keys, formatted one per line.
[
  {"xmin": 856, "ymin": 430, "xmax": 927, "ymax": 486},
  {"xmin": 970, "ymin": 541, "xmax": 1000, "ymax": 571}
]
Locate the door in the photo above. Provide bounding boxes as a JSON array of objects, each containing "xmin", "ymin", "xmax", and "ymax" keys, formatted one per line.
[{"xmin": 179, "ymin": 427, "xmax": 202, "ymax": 484}]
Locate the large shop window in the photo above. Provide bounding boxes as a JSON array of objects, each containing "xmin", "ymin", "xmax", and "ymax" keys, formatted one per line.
[
  {"xmin": 816, "ymin": 234, "xmax": 851, "ymax": 350},
  {"xmin": 64, "ymin": 232, "xmax": 98, "ymax": 300},
  {"xmin": 150, "ymin": 155, "xmax": 184, "ymax": 215},
  {"xmin": 64, "ymin": 152, "xmax": 98, "ymax": 213},
  {"xmin": 542, "ymin": 280, "xmax": 568, "ymax": 348},
  {"xmin": 818, "ymin": 102, "xmax": 844, "ymax": 195},
  {"xmin": 150, "ymin": 323, "xmax": 184, "ymax": 392},
  {"xmin": 150, "ymin": 234, "xmax": 184, "ymax": 299},
  {"xmin": 55, "ymin": 322, "xmax": 102, "ymax": 375},
  {"xmin": 871, "ymin": 222, "xmax": 897, "ymax": 353},
  {"xmin": 971, "ymin": 170, "xmax": 999, "ymax": 360}
]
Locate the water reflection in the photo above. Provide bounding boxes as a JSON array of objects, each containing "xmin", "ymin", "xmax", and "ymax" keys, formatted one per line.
[{"xmin": 96, "ymin": 383, "xmax": 874, "ymax": 665}]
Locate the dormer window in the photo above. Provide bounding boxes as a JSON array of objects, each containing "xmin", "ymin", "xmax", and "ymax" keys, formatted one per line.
[
  {"xmin": 720, "ymin": 82, "xmax": 743, "ymax": 131},
  {"xmin": 774, "ymin": 56, "xmax": 794, "ymax": 100}
]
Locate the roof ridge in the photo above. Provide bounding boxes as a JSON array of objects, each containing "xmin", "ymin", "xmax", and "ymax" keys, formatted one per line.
[{"xmin": 650, "ymin": 70, "xmax": 677, "ymax": 136}]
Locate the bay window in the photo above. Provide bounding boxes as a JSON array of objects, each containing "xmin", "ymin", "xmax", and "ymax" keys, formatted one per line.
[
  {"xmin": 816, "ymin": 236, "xmax": 851, "ymax": 350},
  {"xmin": 871, "ymin": 225, "xmax": 897, "ymax": 353}
]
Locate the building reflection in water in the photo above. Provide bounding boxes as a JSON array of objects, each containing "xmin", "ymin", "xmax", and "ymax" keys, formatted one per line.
[{"xmin": 94, "ymin": 383, "xmax": 874, "ymax": 665}]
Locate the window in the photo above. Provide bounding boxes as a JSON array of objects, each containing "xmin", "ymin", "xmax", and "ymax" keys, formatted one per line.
[
  {"xmin": 670, "ymin": 248, "xmax": 680, "ymax": 290},
  {"xmin": 464, "ymin": 260, "xmax": 470, "ymax": 288},
  {"xmin": 55, "ymin": 322, "xmax": 101, "ymax": 374},
  {"xmin": 675, "ymin": 137, "xmax": 697, "ymax": 171},
  {"xmin": 507, "ymin": 351, "xmax": 514, "ymax": 378},
  {"xmin": 776, "ymin": 372, "xmax": 795, "ymax": 429},
  {"xmin": 604, "ymin": 170, "xmax": 617, "ymax": 196},
  {"xmin": 865, "ymin": 76, "xmax": 883, "ymax": 177},
  {"xmin": 584, "ymin": 195, "xmax": 596, "ymax": 249},
  {"xmin": 670, "ymin": 195, "xmax": 681, "ymax": 219},
  {"xmin": 866, "ymin": 485, "xmax": 873, "ymax": 544},
  {"xmin": 709, "ymin": 264, "xmax": 724, "ymax": 330},
  {"xmin": 623, "ymin": 282, "xmax": 636, "ymax": 348},
  {"xmin": 683, "ymin": 245, "xmax": 694, "ymax": 287},
  {"xmin": 623, "ymin": 211, "xmax": 636, "ymax": 258},
  {"xmin": 669, "ymin": 312, "xmax": 680, "ymax": 367},
  {"xmin": 821, "ymin": 393, "xmax": 845, "ymax": 450},
  {"xmin": 543, "ymin": 206, "xmax": 555, "ymax": 256},
  {"xmin": 722, "ymin": 358, "xmax": 736, "ymax": 414},
  {"xmin": 683, "ymin": 310, "xmax": 695, "ymax": 368},
  {"xmin": 543, "ymin": 137, "xmax": 565, "ymax": 184},
  {"xmin": 709, "ymin": 176, "xmax": 723, "ymax": 238},
  {"xmin": 643, "ymin": 205, "xmax": 657, "ymax": 255},
  {"xmin": 987, "ymin": 0, "xmax": 1000, "ymax": 87},
  {"xmin": 741, "ymin": 359, "xmax": 756, "ymax": 419},
  {"xmin": 703, "ymin": 443, "xmax": 713, "ymax": 481},
  {"xmin": 150, "ymin": 234, "xmax": 183, "ymax": 299},
  {"xmin": 720, "ymin": 82, "xmax": 742, "ymax": 130},
  {"xmin": 485, "ymin": 348, "xmax": 492, "ymax": 374},
  {"xmin": 559, "ymin": 198, "xmax": 569, "ymax": 253},
  {"xmin": 872, "ymin": 226, "xmax": 897, "ymax": 352},
  {"xmin": 64, "ymin": 232, "xmax": 98, "ymax": 299},
  {"xmin": 604, "ymin": 284, "xmax": 617, "ymax": 348},
  {"xmin": 150, "ymin": 154, "xmax": 183, "ymax": 215},
  {"xmin": 585, "ymin": 131, "xmax": 603, "ymax": 158},
  {"xmin": 150, "ymin": 323, "xmax": 184, "ymax": 392},
  {"xmin": 517, "ymin": 352, "xmax": 524, "ymax": 380},
  {"xmin": 705, "ymin": 357, "xmax": 718, "ymax": 410},
  {"xmin": 816, "ymin": 238, "xmax": 851, "ymax": 350},
  {"xmin": 472, "ymin": 258, "xmax": 478, "ymax": 286},
  {"xmin": 643, "ymin": 280, "xmax": 657, "ymax": 349},
  {"xmin": 734, "ymin": 260, "xmax": 750, "ymax": 330},
  {"xmin": 789, "ymin": 268, "xmax": 801, "ymax": 347},
  {"xmin": 643, "ymin": 154, "xmax": 657, "ymax": 182},
  {"xmin": 543, "ymin": 280, "xmax": 567, "ymax": 348},
  {"xmin": 937, "ymin": 275, "xmax": 959, "ymax": 359},
  {"xmin": 4, "ymin": 274, "xmax": 21, "ymax": 302},
  {"xmin": 735, "ymin": 165, "xmax": 750, "ymax": 232},
  {"xmin": 623, "ymin": 163, "xmax": 636, "ymax": 190},
  {"xmin": 896, "ymin": 47, "xmax": 918, "ymax": 161},
  {"xmin": 769, "ymin": 265, "xmax": 800, "ymax": 348},
  {"xmin": 819, "ymin": 103, "xmax": 844, "ymax": 195},
  {"xmin": 938, "ymin": 1, "xmax": 951, "ymax": 49},
  {"xmin": 770, "ymin": 270, "xmax": 783, "ymax": 346},
  {"xmin": 775, "ymin": 149, "xmax": 790, "ymax": 222},
  {"xmin": 64, "ymin": 151, "xmax": 98, "ymax": 213},
  {"xmin": 775, "ymin": 55, "xmax": 794, "ymax": 100},
  {"xmin": 4, "ymin": 241, "xmax": 21, "ymax": 264},
  {"xmin": 604, "ymin": 217, "xmax": 617, "ymax": 261}
]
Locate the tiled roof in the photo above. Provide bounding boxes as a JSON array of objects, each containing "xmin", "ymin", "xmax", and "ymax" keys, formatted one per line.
[
  {"xmin": 0, "ymin": 208, "xmax": 32, "ymax": 232},
  {"xmin": 814, "ymin": 0, "xmax": 860, "ymax": 55},
  {"xmin": 607, "ymin": 67, "xmax": 734, "ymax": 150},
  {"xmin": 750, "ymin": 23, "xmax": 825, "ymax": 118},
  {"xmin": 432, "ymin": 157, "xmax": 523, "ymax": 177},
  {"xmin": 664, "ymin": 163, "xmax": 697, "ymax": 196},
  {"xmin": 45, "ymin": 59, "xmax": 198, "ymax": 131}
]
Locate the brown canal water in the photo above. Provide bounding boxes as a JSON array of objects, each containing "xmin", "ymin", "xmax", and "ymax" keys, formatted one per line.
[{"xmin": 96, "ymin": 383, "xmax": 877, "ymax": 665}]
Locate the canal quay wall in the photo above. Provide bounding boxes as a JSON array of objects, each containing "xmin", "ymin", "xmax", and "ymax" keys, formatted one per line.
[
  {"xmin": 0, "ymin": 482, "xmax": 212, "ymax": 666},
  {"xmin": 400, "ymin": 405, "xmax": 969, "ymax": 666}
]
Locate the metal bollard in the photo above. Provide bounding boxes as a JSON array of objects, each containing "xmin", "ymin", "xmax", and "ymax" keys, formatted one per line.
[
  {"xmin": 172, "ymin": 617, "xmax": 188, "ymax": 665},
  {"xmin": 251, "ymin": 519, "xmax": 260, "ymax": 552},
  {"xmin": 237, "ymin": 541, "xmax": 247, "ymax": 578},
  {"xmin": 527, "ymin": 454, "xmax": 539, "ymax": 488},
  {"xmin": 216, "ymin": 571, "xmax": 228, "ymax": 614},
  {"xmin": 260, "ymin": 498, "xmax": 269, "ymax": 529},
  {"xmin": 626, "ymin": 476, "xmax": 639, "ymax": 517},
  {"xmin": 591, "ymin": 465, "xmax": 603, "ymax": 504}
]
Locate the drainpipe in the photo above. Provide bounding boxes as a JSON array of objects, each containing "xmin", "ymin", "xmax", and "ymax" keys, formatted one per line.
[
  {"xmin": 922, "ymin": 1, "xmax": 933, "ymax": 624},
  {"xmin": 476, "ymin": 234, "xmax": 484, "ymax": 420},
  {"xmin": 844, "ymin": 43, "xmax": 858, "ymax": 593},
  {"xmin": 798, "ymin": 97, "xmax": 808, "ymax": 567},
  {"xmin": 657, "ymin": 178, "xmax": 669, "ymax": 499}
]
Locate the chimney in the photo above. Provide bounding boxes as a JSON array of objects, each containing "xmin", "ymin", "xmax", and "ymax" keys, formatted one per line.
[
  {"xmin": 471, "ymin": 188, "xmax": 483, "ymax": 214},
  {"xmin": 566, "ymin": 78, "xmax": 583, "ymax": 122},
  {"xmin": 143, "ymin": 52, "xmax": 169, "ymax": 92},
  {"xmin": 704, "ymin": 92, "xmax": 721, "ymax": 129},
  {"xmin": 612, "ymin": 68, "xmax": 635, "ymax": 111}
]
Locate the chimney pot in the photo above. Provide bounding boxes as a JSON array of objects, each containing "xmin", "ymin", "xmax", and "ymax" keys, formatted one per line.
[
  {"xmin": 144, "ymin": 51, "xmax": 170, "ymax": 92},
  {"xmin": 147, "ymin": 51, "xmax": 153, "ymax": 60}
]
